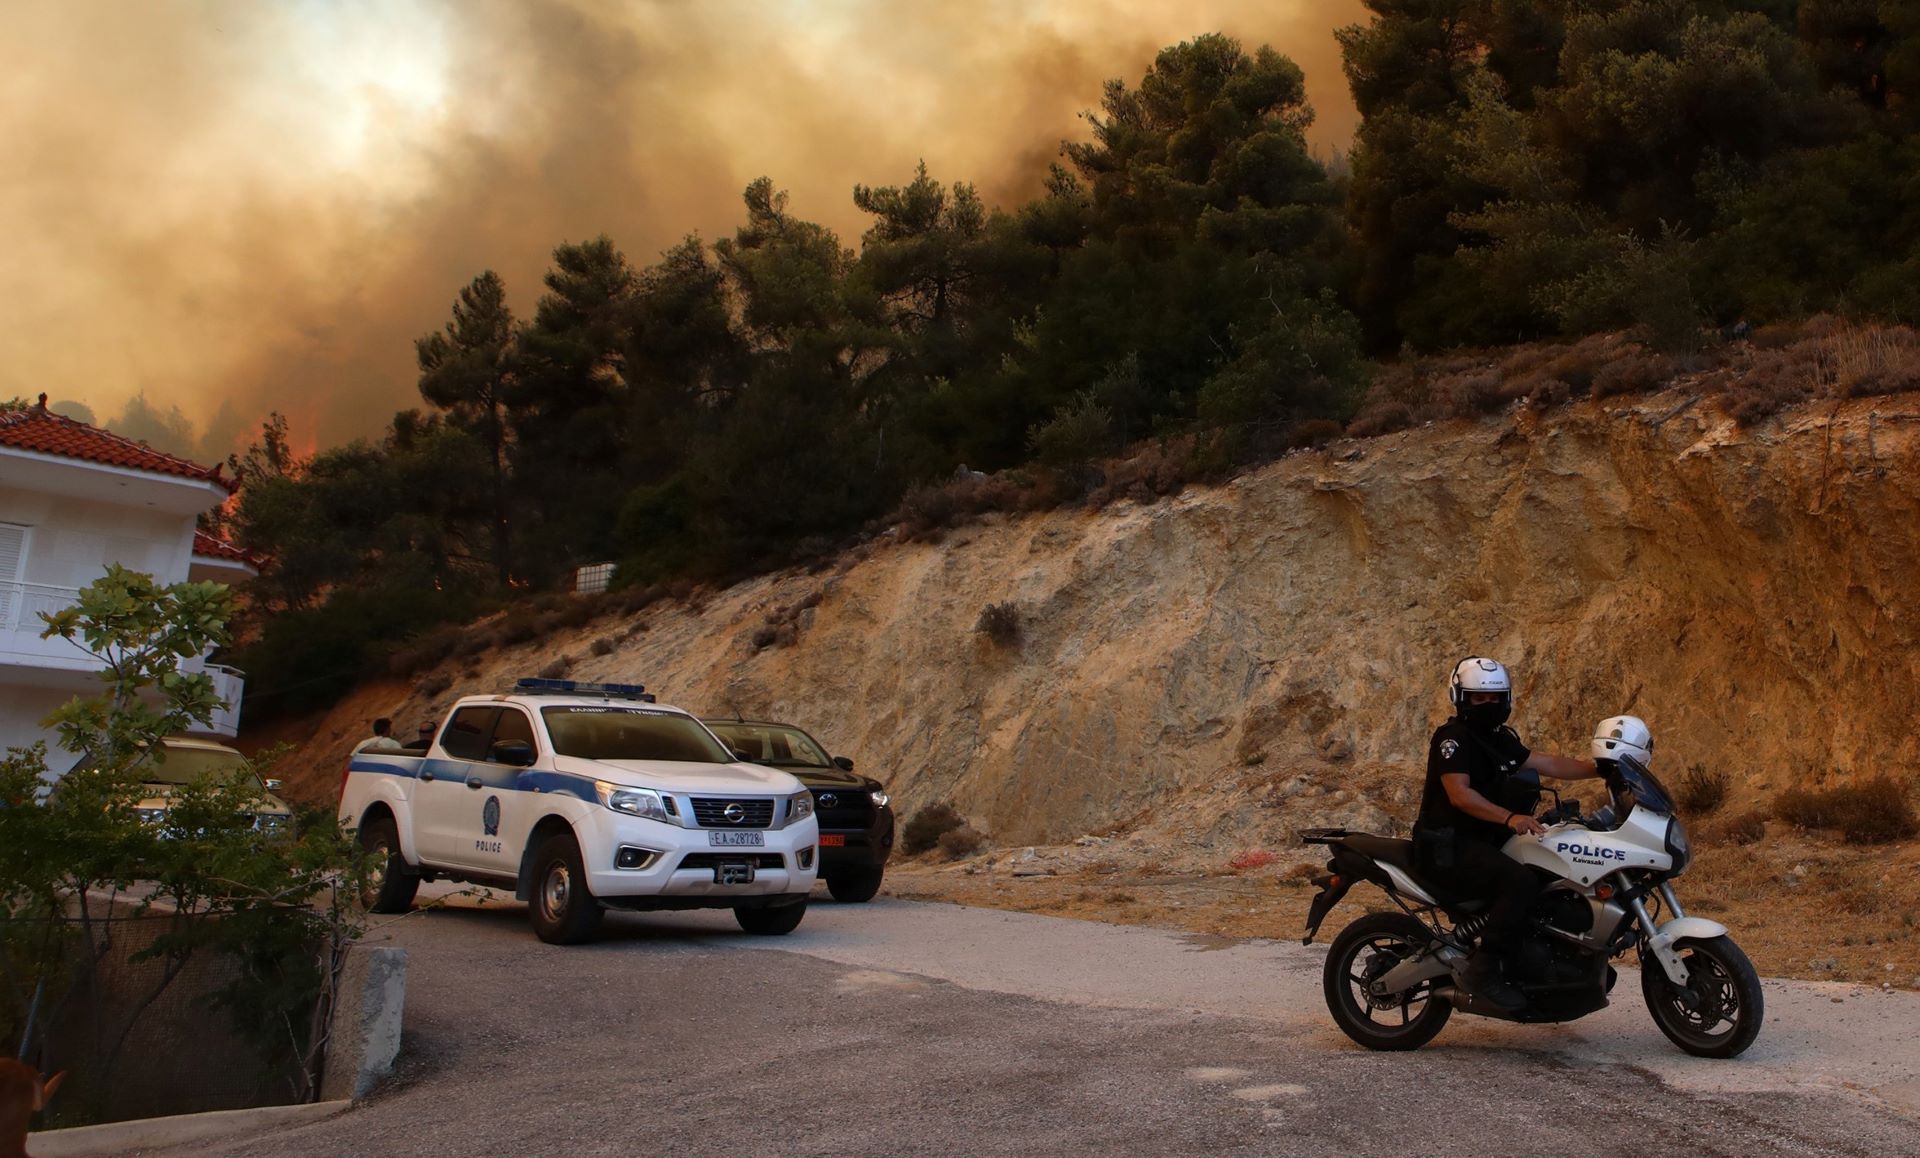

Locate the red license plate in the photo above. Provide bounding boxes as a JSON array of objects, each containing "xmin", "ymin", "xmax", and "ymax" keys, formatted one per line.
[{"xmin": 818, "ymin": 834, "xmax": 846, "ymax": 847}]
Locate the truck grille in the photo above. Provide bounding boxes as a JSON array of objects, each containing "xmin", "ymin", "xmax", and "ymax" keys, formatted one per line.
[
  {"xmin": 811, "ymin": 789, "xmax": 873, "ymax": 826},
  {"xmin": 677, "ymin": 853, "xmax": 785, "ymax": 870},
  {"xmin": 690, "ymin": 798, "xmax": 775, "ymax": 829}
]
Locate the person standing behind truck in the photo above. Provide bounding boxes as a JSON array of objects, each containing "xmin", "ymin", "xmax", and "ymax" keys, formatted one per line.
[{"xmin": 351, "ymin": 717, "xmax": 405, "ymax": 754}]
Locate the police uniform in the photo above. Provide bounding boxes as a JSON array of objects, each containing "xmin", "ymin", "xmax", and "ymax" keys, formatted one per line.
[{"xmin": 1414, "ymin": 718, "xmax": 1542, "ymax": 957}]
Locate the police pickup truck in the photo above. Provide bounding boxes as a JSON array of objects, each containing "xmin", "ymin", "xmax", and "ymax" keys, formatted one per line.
[{"xmin": 337, "ymin": 679, "xmax": 819, "ymax": 944}]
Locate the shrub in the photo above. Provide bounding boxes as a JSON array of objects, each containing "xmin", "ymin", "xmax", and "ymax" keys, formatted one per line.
[
  {"xmin": 895, "ymin": 473, "xmax": 1024, "ymax": 542},
  {"xmin": 386, "ymin": 624, "xmax": 463, "ymax": 676},
  {"xmin": 1718, "ymin": 809, "xmax": 1767, "ymax": 845},
  {"xmin": 496, "ymin": 610, "xmax": 541, "ymax": 647},
  {"xmin": 1284, "ymin": 419, "xmax": 1345, "ymax": 451},
  {"xmin": 1087, "ymin": 437, "xmax": 1196, "ymax": 509},
  {"xmin": 416, "ymin": 670, "xmax": 452, "ymax": 699},
  {"xmin": 975, "ymin": 602, "xmax": 1021, "ymax": 647},
  {"xmin": 1591, "ymin": 351, "xmax": 1674, "ymax": 398},
  {"xmin": 1775, "ymin": 776, "xmax": 1919, "ymax": 844},
  {"xmin": 590, "ymin": 636, "xmax": 616, "ymax": 657},
  {"xmin": 937, "ymin": 826, "xmax": 987, "ymax": 858},
  {"xmin": 1676, "ymin": 763, "xmax": 1731, "ymax": 817},
  {"xmin": 536, "ymin": 655, "xmax": 572, "ymax": 680},
  {"xmin": 1346, "ymin": 400, "xmax": 1415, "ymax": 438},
  {"xmin": 902, "ymin": 802, "xmax": 967, "ymax": 855}
]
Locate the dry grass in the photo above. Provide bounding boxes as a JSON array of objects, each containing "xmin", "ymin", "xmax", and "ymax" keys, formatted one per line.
[{"xmin": 1776, "ymin": 776, "xmax": 1919, "ymax": 844}]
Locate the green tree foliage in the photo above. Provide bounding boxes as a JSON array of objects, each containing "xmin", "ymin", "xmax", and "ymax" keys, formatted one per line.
[
  {"xmin": 221, "ymin": 11, "xmax": 1920, "ymax": 716},
  {"xmin": 416, "ymin": 271, "xmax": 517, "ymax": 585},
  {"xmin": 2, "ymin": 569, "xmax": 370, "ymax": 1109}
]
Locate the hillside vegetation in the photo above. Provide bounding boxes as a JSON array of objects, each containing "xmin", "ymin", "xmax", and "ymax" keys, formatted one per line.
[{"xmin": 215, "ymin": 4, "xmax": 1920, "ymax": 718}]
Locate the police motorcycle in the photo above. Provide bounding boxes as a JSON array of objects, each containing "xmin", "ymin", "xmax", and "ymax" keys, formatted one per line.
[{"xmin": 1299, "ymin": 716, "xmax": 1763, "ymax": 1059}]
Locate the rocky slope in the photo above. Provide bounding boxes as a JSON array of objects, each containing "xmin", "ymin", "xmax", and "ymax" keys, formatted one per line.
[{"xmin": 273, "ymin": 386, "xmax": 1920, "ymax": 853}]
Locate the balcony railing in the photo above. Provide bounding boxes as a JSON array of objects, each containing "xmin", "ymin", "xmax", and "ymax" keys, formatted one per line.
[
  {"xmin": 0, "ymin": 579, "xmax": 82, "ymax": 636},
  {"xmin": 3, "ymin": 580, "xmax": 245, "ymax": 738}
]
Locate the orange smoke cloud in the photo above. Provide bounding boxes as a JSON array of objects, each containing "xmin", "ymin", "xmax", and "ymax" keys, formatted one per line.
[{"xmin": 0, "ymin": 0, "xmax": 1369, "ymax": 457}]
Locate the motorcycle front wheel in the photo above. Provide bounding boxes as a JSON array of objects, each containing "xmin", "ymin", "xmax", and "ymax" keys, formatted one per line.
[
  {"xmin": 1322, "ymin": 912, "xmax": 1453, "ymax": 1051},
  {"xmin": 1641, "ymin": 935, "xmax": 1764, "ymax": 1059}
]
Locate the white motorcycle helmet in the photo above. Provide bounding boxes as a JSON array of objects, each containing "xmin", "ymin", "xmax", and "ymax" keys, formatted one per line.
[
  {"xmin": 1449, "ymin": 656, "xmax": 1512, "ymax": 724},
  {"xmin": 1591, "ymin": 715, "xmax": 1653, "ymax": 766}
]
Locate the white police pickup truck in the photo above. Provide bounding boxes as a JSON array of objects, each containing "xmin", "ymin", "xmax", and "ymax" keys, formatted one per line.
[{"xmin": 337, "ymin": 679, "xmax": 819, "ymax": 943}]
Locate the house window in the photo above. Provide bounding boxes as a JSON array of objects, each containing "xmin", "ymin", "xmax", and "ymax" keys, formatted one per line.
[{"xmin": 0, "ymin": 523, "xmax": 25, "ymax": 628}]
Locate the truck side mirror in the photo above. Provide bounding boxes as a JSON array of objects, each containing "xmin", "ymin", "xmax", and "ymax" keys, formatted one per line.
[
  {"xmin": 832, "ymin": 755, "xmax": 855, "ymax": 772},
  {"xmin": 732, "ymin": 747, "xmax": 760, "ymax": 763},
  {"xmin": 491, "ymin": 740, "xmax": 535, "ymax": 767},
  {"xmin": 263, "ymin": 778, "xmax": 284, "ymax": 793}
]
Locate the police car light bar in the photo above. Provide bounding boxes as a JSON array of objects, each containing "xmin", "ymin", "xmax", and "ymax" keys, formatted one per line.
[{"xmin": 513, "ymin": 678, "xmax": 656, "ymax": 701}]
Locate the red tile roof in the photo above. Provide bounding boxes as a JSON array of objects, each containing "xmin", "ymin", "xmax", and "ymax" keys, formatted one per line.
[
  {"xmin": 1, "ymin": 394, "xmax": 232, "ymax": 491},
  {"xmin": 192, "ymin": 529, "xmax": 260, "ymax": 569}
]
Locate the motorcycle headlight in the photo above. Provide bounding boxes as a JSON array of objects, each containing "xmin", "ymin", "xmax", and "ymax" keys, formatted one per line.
[
  {"xmin": 1665, "ymin": 818, "xmax": 1692, "ymax": 875},
  {"xmin": 869, "ymin": 790, "xmax": 890, "ymax": 809},
  {"xmin": 788, "ymin": 792, "xmax": 814, "ymax": 823},
  {"xmin": 598, "ymin": 783, "xmax": 672, "ymax": 823}
]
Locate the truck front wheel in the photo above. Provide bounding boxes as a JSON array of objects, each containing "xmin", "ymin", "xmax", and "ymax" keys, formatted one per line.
[
  {"xmin": 528, "ymin": 831, "xmax": 604, "ymax": 945},
  {"xmin": 358, "ymin": 815, "xmax": 419, "ymax": 914},
  {"xmin": 735, "ymin": 900, "xmax": 807, "ymax": 935}
]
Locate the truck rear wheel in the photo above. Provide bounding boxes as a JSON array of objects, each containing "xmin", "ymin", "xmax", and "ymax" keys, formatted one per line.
[
  {"xmin": 528, "ymin": 831, "xmax": 604, "ymax": 945},
  {"xmin": 358, "ymin": 815, "xmax": 419, "ymax": 914}
]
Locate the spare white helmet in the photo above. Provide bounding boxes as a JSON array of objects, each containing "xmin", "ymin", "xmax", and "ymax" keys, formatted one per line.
[
  {"xmin": 1591, "ymin": 715, "xmax": 1653, "ymax": 766},
  {"xmin": 1449, "ymin": 657, "xmax": 1511, "ymax": 707}
]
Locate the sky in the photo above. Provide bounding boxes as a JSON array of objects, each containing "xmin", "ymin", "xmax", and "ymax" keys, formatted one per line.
[{"xmin": 0, "ymin": 0, "xmax": 1370, "ymax": 460}]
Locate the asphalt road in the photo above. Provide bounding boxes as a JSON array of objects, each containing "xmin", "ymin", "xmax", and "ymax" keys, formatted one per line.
[{"xmin": 146, "ymin": 888, "xmax": 1920, "ymax": 1157}]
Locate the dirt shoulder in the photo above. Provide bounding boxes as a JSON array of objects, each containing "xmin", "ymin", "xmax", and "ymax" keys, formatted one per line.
[{"xmin": 881, "ymin": 828, "xmax": 1920, "ymax": 990}]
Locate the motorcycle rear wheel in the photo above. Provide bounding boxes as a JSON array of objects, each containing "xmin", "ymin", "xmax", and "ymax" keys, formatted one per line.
[
  {"xmin": 1641, "ymin": 935, "xmax": 1764, "ymax": 1059},
  {"xmin": 1323, "ymin": 912, "xmax": 1453, "ymax": 1051}
]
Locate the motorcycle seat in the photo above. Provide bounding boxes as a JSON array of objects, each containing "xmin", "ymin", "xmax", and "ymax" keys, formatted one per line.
[{"xmin": 1340, "ymin": 833, "xmax": 1485, "ymax": 911}]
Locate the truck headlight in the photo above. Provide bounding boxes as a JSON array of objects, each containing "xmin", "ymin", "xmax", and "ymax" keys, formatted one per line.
[
  {"xmin": 135, "ymin": 807, "xmax": 167, "ymax": 825},
  {"xmin": 788, "ymin": 793, "xmax": 814, "ymax": 823},
  {"xmin": 598, "ymin": 783, "xmax": 671, "ymax": 823},
  {"xmin": 869, "ymin": 790, "xmax": 890, "ymax": 809}
]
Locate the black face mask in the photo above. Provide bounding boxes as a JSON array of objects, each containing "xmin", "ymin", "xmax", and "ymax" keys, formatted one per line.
[{"xmin": 1461, "ymin": 701, "xmax": 1511, "ymax": 730}]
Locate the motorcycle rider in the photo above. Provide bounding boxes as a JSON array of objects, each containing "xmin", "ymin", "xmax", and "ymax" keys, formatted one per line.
[{"xmin": 1415, "ymin": 657, "xmax": 1601, "ymax": 1010}]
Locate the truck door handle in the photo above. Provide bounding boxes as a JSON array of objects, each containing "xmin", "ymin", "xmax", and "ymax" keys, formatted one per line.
[
  {"xmin": 419, "ymin": 769, "xmax": 435, "ymax": 782},
  {"xmin": 465, "ymin": 776, "xmax": 484, "ymax": 790}
]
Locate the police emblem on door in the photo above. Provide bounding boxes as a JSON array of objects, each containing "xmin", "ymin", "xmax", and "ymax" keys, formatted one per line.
[{"xmin": 482, "ymin": 795, "xmax": 501, "ymax": 836}]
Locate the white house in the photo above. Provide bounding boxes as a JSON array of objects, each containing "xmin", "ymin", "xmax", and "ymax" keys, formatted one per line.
[{"xmin": 0, "ymin": 394, "xmax": 257, "ymax": 761}]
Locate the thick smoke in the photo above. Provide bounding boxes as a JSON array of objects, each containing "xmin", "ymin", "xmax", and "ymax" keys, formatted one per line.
[{"xmin": 1, "ymin": 0, "xmax": 1367, "ymax": 457}]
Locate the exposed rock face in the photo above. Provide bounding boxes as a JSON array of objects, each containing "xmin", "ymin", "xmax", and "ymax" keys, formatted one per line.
[{"xmin": 282, "ymin": 389, "xmax": 1920, "ymax": 849}]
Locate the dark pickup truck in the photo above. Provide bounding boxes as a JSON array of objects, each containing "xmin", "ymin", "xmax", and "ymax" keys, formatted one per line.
[{"xmin": 704, "ymin": 719, "xmax": 895, "ymax": 902}]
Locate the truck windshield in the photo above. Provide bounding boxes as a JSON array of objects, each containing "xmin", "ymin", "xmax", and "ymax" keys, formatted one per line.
[
  {"xmin": 705, "ymin": 722, "xmax": 831, "ymax": 768},
  {"xmin": 541, "ymin": 707, "xmax": 732, "ymax": 763}
]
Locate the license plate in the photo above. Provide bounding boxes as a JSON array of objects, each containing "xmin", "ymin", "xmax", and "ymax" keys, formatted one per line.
[
  {"xmin": 715, "ymin": 862, "xmax": 755, "ymax": 885},
  {"xmin": 818, "ymin": 834, "xmax": 845, "ymax": 847},
  {"xmin": 709, "ymin": 831, "xmax": 765, "ymax": 847}
]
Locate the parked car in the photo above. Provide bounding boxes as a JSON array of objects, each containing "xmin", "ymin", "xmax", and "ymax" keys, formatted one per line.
[
  {"xmin": 144, "ymin": 736, "xmax": 291, "ymax": 832},
  {"xmin": 338, "ymin": 679, "xmax": 819, "ymax": 944},
  {"xmin": 58, "ymin": 736, "xmax": 290, "ymax": 833},
  {"xmin": 703, "ymin": 718, "xmax": 894, "ymax": 903}
]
